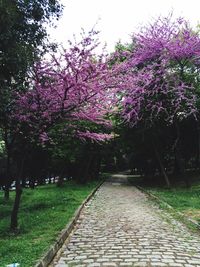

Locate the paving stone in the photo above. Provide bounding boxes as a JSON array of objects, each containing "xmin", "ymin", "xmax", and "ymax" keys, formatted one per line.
[
  {"xmin": 96, "ymin": 258, "xmax": 110, "ymax": 262},
  {"xmin": 162, "ymin": 255, "xmax": 175, "ymax": 259},
  {"xmin": 112, "ymin": 258, "xmax": 123, "ymax": 262},
  {"xmin": 88, "ymin": 264, "xmax": 101, "ymax": 267},
  {"xmin": 187, "ymin": 260, "xmax": 200, "ymax": 265},
  {"xmin": 102, "ymin": 263, "xmax": 117, "ymax": 266},
  {"xmin": 119, "ymin": 263, "xmax": 133, "ymax": 266},
  {"xmin": 51, "ymin": 179, "xmax": 200, "ymax": 266},
  {"xmin": 75, "ymin": 256, "xmax": 87, "ymax": 260},
  {"xmin": 134, "ymin": 263, "xmax": 150, "ymax": 267},
  {"xmin": 124, "ymin": 258, "xmax": 138, "ymax": 262},
  {"xmin": 67, "ymin": 260, "xmax": 81, "ymax": 265},
  {"xmin": 169, "ymin": 264, "xmax": 183, "ymax": 267},
  {"xmin": 162, "ymin": 258, "xmax": 175, "ymax": 264},
  {"xmin": 150, "ymin": 263, "xmax": 168, "ymax": 266},
  {"xmin": 82, "ymin": 259, "xmax": 94, "ymax": 263},
  {"xmin": 119, "ymin": 254, "xmax": 132, "ymax": 258},
  {"xmin": 175, "ymin": 259, "xmax": 186, "ymax": 263}
]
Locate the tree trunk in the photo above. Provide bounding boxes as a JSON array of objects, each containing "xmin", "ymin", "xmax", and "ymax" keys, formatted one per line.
[
  {"xmin": 57, "ymin": 168, "xmax": 64, "ymax": 187},
  {"xmin": 174, "ymin": 121, "xmax": 190, "ymax": 187},
  {"xmin": 4, "ymin": 184, "xmax": 10, "ymax": 201},
  {"xmin": 10, "ymin": 177, "xmax": 23, "ymax": 231},
  {"xmin": 83, "ymin": 153, "xmax": 93, "ymax": 183},
  {"xmin": 174, "ymin": 150, "xmax": 190, "ymax": 187},
  {"xmin": 57, "ymin": 176, "xmax": 64, "ymax": 187},
  {"xmin": 22, "ymin": 177, "xmax": 26, "ymax": 188},
  {"xmin": 10, "ymin": 158, "xmax": 24, "ymax": 231},
  {"xmin": 154, "ymin": 144, "xmax": 171, "ymax": 187},
  {"xmin": 94, "ymin": 155, "xmax": 101, "ymax": 180},
  {"xmin": 195, "ymin": 124, "xmax": 200, "ymax": 170},
  {"xmin": 75, "ymin": 154, "xmax": 92, "ymax": 184},
  {"xmin": 4, "ymin": 153, "xmax": 11, "ymax": 200},
  {"xmin": 29, "ymin": 178, "xmax": 35, "ymax": 189},
  {"xmin": 48, "ymin": 174, "xmax": 52, "ymax": 184}
]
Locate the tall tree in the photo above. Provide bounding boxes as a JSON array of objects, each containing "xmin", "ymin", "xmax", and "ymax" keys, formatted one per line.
[
  {"xmin": 116, "ymin": 16, "xmax": 200, "ymax": 186},
  {"xmin": 0, "ymin": 0, "xmax": 63, "ymax": 200},
  {"xmin": 9, "ymin": 30, "xmax": 116, "ymax": 230}
]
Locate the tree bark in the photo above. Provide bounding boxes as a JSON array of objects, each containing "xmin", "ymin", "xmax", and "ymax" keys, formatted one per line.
[
  {"xmin": 10, "ymin": 158, "xmax": 24, "ymax": 231},
  {"xmin": 4, "ymin": 128, "xmax": 12, "ymax": 200},
  {"xmin": 29, "ymin": 178, "xmax": 35, "ymax": 189},
  {"xmin": 4, "ymin": 183, "xmax": 10, "ymax": 201},
  {"xmin": 4, "ymin": 151, "xmax": 11, "ymax": 200},
  {"xmin": 93, "ymin": 154, "xmax": 101, "ymax": 180},
  {"xmin": 84, "ymin": 153, "xmax": 93, "ymax": 182},
  {"xmin": 10, "ymin": 177, "xmax": 23, "ymax": 231},
  {"xmin": 174, "ymin": 121, "xmax": 190, "ymax": 187},
  {"xmin": 153, "ymin": 143, "xmax": 171, "ymax": 187},
  {"xmin": 57, "ymin": 175, "xmax": 64, "ymax": 187},
  {"xmin": 195, "ymin": 123, "xmax": 200, "ymax": 170}
]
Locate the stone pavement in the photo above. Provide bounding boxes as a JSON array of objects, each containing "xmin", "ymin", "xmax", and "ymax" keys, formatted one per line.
[{"xmin": 51, "ymin": 175, "xmax": 200, "ymax": 267}]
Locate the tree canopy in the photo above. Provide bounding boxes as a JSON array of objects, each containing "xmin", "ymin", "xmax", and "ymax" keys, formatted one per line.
[{"xmin": 2, "ymin": 12, "xmax": 200, "ymax": 230}]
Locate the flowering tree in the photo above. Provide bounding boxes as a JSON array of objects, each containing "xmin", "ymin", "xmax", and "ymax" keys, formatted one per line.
[
  {"xmin": 10, "ymin": 30, "xmax": 116, "ymax": 230},
  {"xmin": 117, "ymin": 16, "xmax": 200, "ymax": 186},
  {"xmin": 122, "ymin": 16, "xmax": 199, "ymax": 125},
  {"xmin": 15, "ymin": 31, "xmax": 115, "ymax": 144}
]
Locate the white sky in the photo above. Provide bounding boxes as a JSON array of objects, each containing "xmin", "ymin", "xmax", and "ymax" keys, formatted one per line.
[{"xmin": 48, "ymin": 0, "xmax": 200, "ymax": 53}]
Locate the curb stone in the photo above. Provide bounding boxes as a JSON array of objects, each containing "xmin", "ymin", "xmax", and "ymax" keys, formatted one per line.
[
  {"xmin": 34, "ymin": 180, "xmax": 105, "ymax": 267},
  {"xmin": 136, "ymin": 185, "xmax": 200, "ymax": 230}
]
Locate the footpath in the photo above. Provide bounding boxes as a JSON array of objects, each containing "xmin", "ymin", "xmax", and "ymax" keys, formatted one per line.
[{"xmin": 50, "ymin": 174, "xmax": 200, "ymax": 267}]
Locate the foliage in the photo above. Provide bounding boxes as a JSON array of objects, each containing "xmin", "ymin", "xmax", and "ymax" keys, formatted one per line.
[
  {"xmin": 0, "ymin": 141, "xmax": 5, "ymax": 155},
  {"xmin": 119, "ymin": 16, "xmax": 200, "ymax": 127},
  {"xmin": 14, "ymin": 30, "xmax": 116, "ymax": 144},
  {"xmin": 0, "ymin": 0, "xmax": 63, "ymax": 124}
]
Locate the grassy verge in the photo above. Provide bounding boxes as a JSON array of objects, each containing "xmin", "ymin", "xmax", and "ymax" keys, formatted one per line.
[
  {"xmin": 126, "ymin": 173, "xmax": 200, "ymax": 228},
  {"xmin": 0, "ymin": 180, "xmax": 100, "ymax": 267},
  {"xmin": 144, "ymin": 183, "xmax": 200, "ymax": 224}
]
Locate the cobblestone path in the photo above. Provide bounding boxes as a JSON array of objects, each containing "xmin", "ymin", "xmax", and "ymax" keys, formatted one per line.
[{"xmin": 51, "ymin": 178, "xmax": 200, "ymax": 267}]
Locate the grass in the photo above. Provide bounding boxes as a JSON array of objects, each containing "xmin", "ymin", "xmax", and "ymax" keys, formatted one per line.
[
  {"xmin": 144, "ymin": 181, "xmax": 200, "ymax": 223},
  {"xmin": 0, "ymin": 180, "xmax": 100, "ymax": 267},
  {"xmin": 127, "ymin": 172, "xmax": 200, "ymax": 226}
]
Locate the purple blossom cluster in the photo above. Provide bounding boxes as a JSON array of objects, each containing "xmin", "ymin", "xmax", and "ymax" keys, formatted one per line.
[
  {"xmin": 14, "ymin": 30, "xmax": 116, "ymax": 143},
  {"xmin": 120, "ymin": 16, "xmax": 200, "ymax": 126},
  {"xmin": 14, "ymin": 16, "xmax": 200, "ymax": 143}
]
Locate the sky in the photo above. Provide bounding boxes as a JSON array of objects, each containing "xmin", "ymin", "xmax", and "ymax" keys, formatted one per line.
[{"xmin": 48, "ymin": 0, "xmax": 200, "ymax": 53}]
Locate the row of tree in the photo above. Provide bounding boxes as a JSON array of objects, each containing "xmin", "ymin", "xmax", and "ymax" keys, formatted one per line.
[{"xmin": 1, "ymin": 5, "xmax": 200, "ymax": 230}]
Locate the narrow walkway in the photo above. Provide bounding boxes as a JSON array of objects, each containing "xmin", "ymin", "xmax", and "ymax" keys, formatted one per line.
[{"xmin": 51, "ymin": 175, "xmax": 200, "ymax": 267}]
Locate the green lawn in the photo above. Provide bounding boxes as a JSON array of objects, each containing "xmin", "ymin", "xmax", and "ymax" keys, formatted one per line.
[
  {"xmin": 0, "ymin": 180, "xmax": 100, "ymax": 267},
  {"xmin": 145, "ymin": 183, "xmax": 200, "ymax": 223},
  {"xmin": 126, "ymin": 173, "xmax": 200, "ymax": 224}
]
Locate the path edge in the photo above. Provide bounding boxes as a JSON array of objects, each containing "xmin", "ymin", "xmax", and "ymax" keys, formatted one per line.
[
  {"xmin": 136, "ymin": 185, "xmax": 200, "ymax": 230},
  {"xmin": 34, "ymin": 179, "xmax": 105, "ymax": 267}
]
